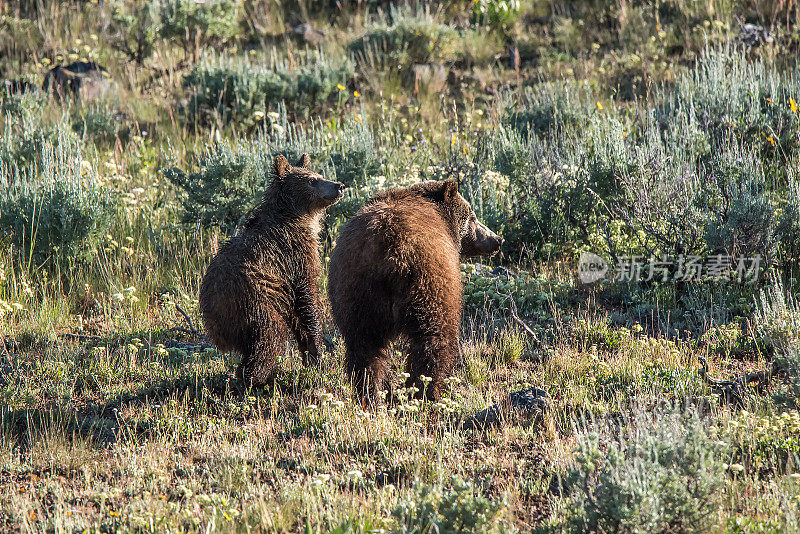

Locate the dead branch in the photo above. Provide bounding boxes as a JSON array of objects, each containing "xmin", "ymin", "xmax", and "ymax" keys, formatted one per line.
[
  {"xmin": 174, "ymin": 304, "xmax": 198, "ymax": 335},
  {"xmin": 496, "ymin": 287, "xmax": 540, "ymax": 344},
  {"xmin": 58, "ymin": 333, "xmax": 102, "ymax": 341},
  {"xmin": 697, "ymin": 356, "xmax": 773, "ymax": 405}
]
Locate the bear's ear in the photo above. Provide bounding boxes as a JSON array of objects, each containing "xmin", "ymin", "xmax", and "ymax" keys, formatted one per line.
[
  {"xmin": 443, "ymin": 179, "xmax": 459, "ymax": 202},
  {"xmin": 273, "ymin": 155, "xmax": 290, "ymax": 179},
  {"xmin": 296, "ymin": 153, "xmax": 311, "ymax": 170}
]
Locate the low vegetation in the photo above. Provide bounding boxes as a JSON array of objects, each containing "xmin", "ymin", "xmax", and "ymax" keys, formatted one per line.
[{"xmin": 1, "ymin": 0, "xmax": 799, "ymax": 531}]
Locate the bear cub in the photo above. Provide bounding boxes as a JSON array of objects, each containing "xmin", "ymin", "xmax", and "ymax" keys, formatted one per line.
[
  {"xmin": 199, "ymin": 154, "xmax": 344, "ymax": 387},
  {"xmin": 328, "ymin": 179, "xmax": 502, "ymax": 403}
]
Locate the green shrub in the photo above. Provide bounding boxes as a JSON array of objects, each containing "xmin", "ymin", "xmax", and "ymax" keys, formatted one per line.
[
  {"xmin": 572, "ymin": 316, "xmax": 632, "ymax": 353},
  {"xmin": 183, "ymin": 51, "xmax": 353, "ymax": 125},
  {"xmin": 503, "ymin": 82, "xmax": 595, "ymax": 137},
  {"xmin": 564, "ymin": 405, "xmax": 727, "ymax": 533},
  {"xmin": 490, "ymin": 117, "xmax": 626, "ymax": 260},
  {"xmin": 165, "ymin": 118, "xmax": 381, "ymax": 231},
  {"xmin": 0, "ymin": 86, "xmax": 47, "ymax": 121},
  {"xmin": 777, "ymin": 178, "xmax": 800, "ymax": 264},
  {"xmin": 163, "ymin": 140, "xmax": 270, "ymax": 230},
  {"xmin": 699, "ymin": 321, "xmax": 743, "ymax": 358},
  {"xmin": 159, "ymin": 0, "xmax": 241, "ymax": 61},
  {"xmin": 349, "ymin": 5, "xmax": 458, "ymax": 72},
  {"xmin": 602, "ymin": 115, "xmax": 717, "ymax": 261},
  {"xmin": 109, "ymin": 0, "xmax": 159, "ymax": 65},
  {"xmin": 494, "ymin": 47, "xmax": 799, "ymax": 263},
  {"xmin": 724, "ymin": 409, "xmax": 800, "ymax": 474},
  {"xmin": 472, "ymin": 0, "xmax": 521, "ymax": 30},
  {"xmin": 72, "ymin": 105, "xmax": 130, "ymax": 146},
  {"xmin": 704, "ymin": 148, "xmax": 777, "ymax": 261},
  {"xmin": 392, "ymin": 477, "xmax": 513, "ymax": 534},
  {"xmin": 0, "ymin": 118, "xmax": 82, "ymax": 174},
  {"xmin": 461, "ymin": 263, "xmax": 571, "ymax": 320},
  {"xmin": 0, "ymin": 128, "xmax": 115, "ymax": 269},
  {"xmin": 783, "ymin": 349, "xmax": 800, "ymax": 403},
  {"xmin": 755, "ymin": 277, "xmax": 800, "ymax": 355},
  {"xmin": 658, "ymin": 46, "xmax": 800, "ymax": 159},
  {"xmin": 755, "ymin": 278, "xmax": 800, "ymax": 403},
  {"xmin": 490, "ymin": 126, "xmax": 572, "ymax": 258},
  {"xmin": 327, "ymin": 120, "xmax": 381, "ymax": 187}
]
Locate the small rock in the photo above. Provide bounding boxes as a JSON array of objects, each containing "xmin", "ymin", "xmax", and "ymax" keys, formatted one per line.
[
  {"xmin": 42, "ymin": 61, "xmax": 114, "ymax": 102},
  {"xmin": 291, "ymin": 23, "xmax": 325, "ymax": 46},
  {"xmin": 490, "ymin": 266, "xmax": 513, "ymax": 278},
  {"xmin": 737, "ymin": 23, "xmax": 774, "ymax": 46},
  {"xmin": 465, "ymin": 386, "xmax": 550, "ymax": 429}
]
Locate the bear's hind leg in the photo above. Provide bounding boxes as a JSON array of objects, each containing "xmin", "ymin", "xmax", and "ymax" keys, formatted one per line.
[
  {"xmin": 238, "ymin": 312, "xmax": 289, "ymax": 388},
  {"xmin": 345, "ymin": 342, "xmax": 391, "ymax": 406},
  {"xmin": 405, "ymin": 330, "xmax": 459, "ymax": 402}
]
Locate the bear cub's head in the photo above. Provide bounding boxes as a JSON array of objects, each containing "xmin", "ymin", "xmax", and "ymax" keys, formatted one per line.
[
  {"xmin": 410, "ymin": 179, "xmax": 503, "ymax": 257},
  {"xmin": 272, "ymin": 153, "xmax": 344, "ymax": 212}
]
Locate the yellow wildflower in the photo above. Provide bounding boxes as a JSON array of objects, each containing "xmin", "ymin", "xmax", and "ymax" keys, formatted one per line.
[
  {"xmin": 596, "ymin": 101, "xmax": 604, "ymax": 111},
  {"xmin": 337, "ymin": 84, "xmax": 345, "ymax": 91}
]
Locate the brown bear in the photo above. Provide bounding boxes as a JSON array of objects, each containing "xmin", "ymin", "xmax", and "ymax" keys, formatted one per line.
[
  {"xmin": 199, "ymin": 154, "xmax": 344, "ymax": 387},
  {"xmin": 327, "ymin": 179, "xmax": 502, "ymax": 403}
]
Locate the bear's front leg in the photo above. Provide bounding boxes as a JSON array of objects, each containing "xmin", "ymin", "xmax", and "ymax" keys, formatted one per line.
[{"xmin": 291, "ymin": 279, "xmax": 322, "ymax": 366}]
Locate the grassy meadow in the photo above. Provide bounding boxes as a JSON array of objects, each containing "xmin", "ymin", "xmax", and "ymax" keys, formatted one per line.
[{"xmin": 1, "ymin": 0, "xmax": 800, "ymax": 531}]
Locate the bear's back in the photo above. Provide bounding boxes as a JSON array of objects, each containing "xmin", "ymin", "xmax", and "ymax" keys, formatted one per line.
[{"xmin": 332, "ymin": 194, "xmax": 459, "ymax": 284}]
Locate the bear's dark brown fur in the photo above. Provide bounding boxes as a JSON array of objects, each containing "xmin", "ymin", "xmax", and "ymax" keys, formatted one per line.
[
  {"xmin": 199, "ymin": 154, "xmax": 343, "ymax": 387},
  {"xmin": 328, "ymin": 179, "xmax": 502, "ymax": 403}
]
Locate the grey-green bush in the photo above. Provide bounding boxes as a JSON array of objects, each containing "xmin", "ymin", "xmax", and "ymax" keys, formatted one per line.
[
  {"xmin": 503, "ymin": 81, "xmax": 595, "ymax": 137},
  {"xmin": 755, "ymin": 277, "xmax": 800, "ymax": 403},
  {"xmin": 490, "ymin": 116, "xmax": 626, "ymax": 259},
  {"xmin": 657, "ymin": 46, "xmax": 800, "ymax": 159},
  {"xmin": 472, "ymin": 0, "xmax": 521, "ymax": 30},
  {"xmin": 777, "ymin": 178, "xmax": 800, "ymax": 264},
  {"xmin": 159, "ymin": 0, "xmax": 240, "ymax": 62},
  {"xmin": 704, "ymin": 146, "xmax": 778, "ymax": 261},
  {"xmin": 564, "ymin": 405, "xmax": 728, "ymax": 533},
  {"xmin": 1, "ymin": 115, "xmax": 82, "ymax": 174},
  {"xmin": 109, "ymin": 0, "xmax": 159, "ymax": 65},
  {"xmin": 164, "ymin": 140, "xmax": 270, "ymax": 230},
  {"xmin": 392, "ymin": 477, "xmax": 513, "ymax": 534},
  {"xmin": 349, "ymin": 4, "xmax": 457, "ymax": 72},
  {"xmin": 0, "ymin": 87, "xmax": 47, "ymax": 121},
  {"xmin": 72, "ymin": 105, "xmax": 130, "ymax": 146},
  {"xmin": 183, "ymin": 51, "xmax": 353, "ymax": 125},
  {"xmin": 165, "ymin": 118, "xmax": 382, "ymax": 231},
  {"xmin": 0, "ymin": 128, "xmax": 115, "ymax": 269}
]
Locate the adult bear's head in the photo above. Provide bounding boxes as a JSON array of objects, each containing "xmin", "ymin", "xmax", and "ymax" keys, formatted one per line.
[
  {"xmin": 402, "ymin": 179, "xmax": 503, "ymax": 257},
  {"xmin": 271, "ymin": 153, "xmax": 344, "ymax": 213}
]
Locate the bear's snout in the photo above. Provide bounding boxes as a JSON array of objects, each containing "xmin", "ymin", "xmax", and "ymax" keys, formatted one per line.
[
  {"xmin": 315, "ymin": 179, "xmax": 345, "ymax": 203},
  {"xmin": 474, "ymin": 221, "xmax": 503, "ymax": 256}
]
